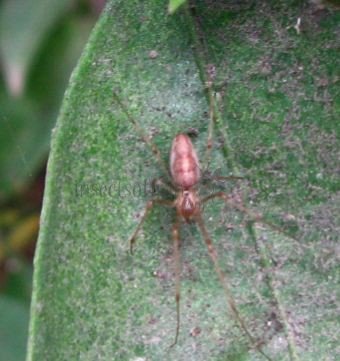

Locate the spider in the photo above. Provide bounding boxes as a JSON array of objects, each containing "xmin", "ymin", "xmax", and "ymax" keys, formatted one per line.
[{"xmin": 114, "ymin": 87, "xmax": 295, "ymax": 361}]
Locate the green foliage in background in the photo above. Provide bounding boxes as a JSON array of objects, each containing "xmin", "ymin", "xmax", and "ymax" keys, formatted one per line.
[
  {"xmin": 0, "ymin": 1, "xmax": 97, "ymax": 361},
  {"xmin": 0, "ymin": 296, "xmax": 30, "ymax": 361},
  {"xmin": 168, "ymin": 0, "xmax": 187, "ymax": 14},
  {"xmin": 0, "ymin": 0, "xmax": 94, "ymax": 198},
  {"xmin": 27, "ymin": 1, "xmax": 339, "ymax": 361}
]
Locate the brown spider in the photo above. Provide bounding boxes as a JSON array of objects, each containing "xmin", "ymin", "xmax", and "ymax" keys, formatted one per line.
[
  {"xmin": 113, "ymin": 79, "xmax": 294, "ymax": 361},
  {"xmin": 125, "ymin": 130, "xmax": 282, "ymax": 360}
]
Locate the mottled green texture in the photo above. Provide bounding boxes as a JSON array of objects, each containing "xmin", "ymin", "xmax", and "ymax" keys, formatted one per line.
[{"xmin": 27, "ymin": 1, "xmax": 339, "ymax": 361}]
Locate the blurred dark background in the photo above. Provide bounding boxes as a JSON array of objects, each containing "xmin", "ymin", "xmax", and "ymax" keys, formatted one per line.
[{"xmin": 0, "ymin": 1, "xmax": 105, "ymax": 360}]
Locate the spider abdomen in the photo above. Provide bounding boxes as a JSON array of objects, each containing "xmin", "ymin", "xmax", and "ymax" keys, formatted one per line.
[{"xmin": 170, "ymin": 134, "xmax": 200, "ymax": 189}]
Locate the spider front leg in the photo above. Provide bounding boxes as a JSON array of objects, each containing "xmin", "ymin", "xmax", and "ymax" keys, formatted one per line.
[
  {"xmin": 113, "ymin": 93, "xmax": 171, "ymax": 179},
  {"xmin": 129, "ymin": 199, "xmax": 174, "ymax": 254}
]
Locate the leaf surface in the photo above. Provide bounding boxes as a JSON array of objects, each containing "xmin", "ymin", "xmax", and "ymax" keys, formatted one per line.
[{"xmin": 27, "ymin": 2, "xmax": 339, "ymax": 361}]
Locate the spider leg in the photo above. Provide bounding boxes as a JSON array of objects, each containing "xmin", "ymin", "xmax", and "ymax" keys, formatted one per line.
[
  {"xmin": 201, "ymin": 65, "xmax": 236, "ymax": 172},
  {"xmin": 203, "ymin": 75, "xmax": 216, "ymax": 169},
  {"xmin": 152, "ymin": 177, "xmax": 176, "ymax": 196},
  {"xmin": 195, "ymin": 212, "xmax": 273, "ymax": 361},
  {"xmin": 211, "ymin": 175, "xmax": 244, "ymax": 182},
  {"xmin": 201, "ymin": 191, "xmax": 230, "ymax": 205},
  {"xmin": 129, "ymin": 199, "xmax": 174, "ymax": 254},
  {"xmin": 201, "ymin": 192, "xmax": 298, "ymax": 241},
  {"xmin": 113, "ymin": 93, "xmax": 171, "ymax": 179},
  {"xmin": 169, "ymin": 214, "xmax": 181, "ymax": 348}
]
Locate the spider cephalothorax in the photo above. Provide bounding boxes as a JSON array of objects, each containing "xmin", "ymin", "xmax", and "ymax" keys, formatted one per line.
[{"xmin": 176, "ymin": 189, "xmax": 200, "ymax": 222}]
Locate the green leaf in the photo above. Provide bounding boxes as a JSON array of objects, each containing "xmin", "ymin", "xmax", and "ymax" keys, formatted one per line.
[
  {"xmin": 0, "ymin": 296, "xmax": 29, "ymax": 361},
  {"xmin": 168, "ymin": 0, "xmax": 187, "ymax": 14},
  {"xmin": 27, "ymin": 1, "xmax": 339, "ymax": 361},
  {"xmin": 0, "ymin": 16, "xmax": 93, "ymax": 199},
  {"xmin": 0, "ymin": 0, "xmax": 71, "ymax": 95},
  {"xmin": 0, "ymin": 96, "xmax": 46, "ymax": 197}
]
